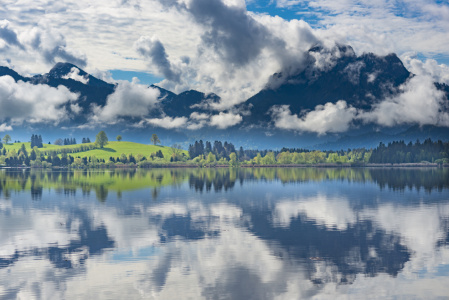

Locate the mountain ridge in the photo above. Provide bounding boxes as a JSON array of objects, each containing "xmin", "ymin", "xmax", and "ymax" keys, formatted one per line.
[{"xmin": 1, "ymin": 45, "xmax": 448, "ymax": 149}]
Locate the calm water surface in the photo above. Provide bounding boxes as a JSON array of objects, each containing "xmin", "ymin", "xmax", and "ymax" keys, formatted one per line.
[{"xmin": 1, "ymin": 168, "xmax": 449, "ymax": 299}]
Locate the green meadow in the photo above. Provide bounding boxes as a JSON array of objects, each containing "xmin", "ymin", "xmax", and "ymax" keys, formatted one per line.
[{"xmin": 3, "ymin": 141, "xmax": 186, "ymax": 160}]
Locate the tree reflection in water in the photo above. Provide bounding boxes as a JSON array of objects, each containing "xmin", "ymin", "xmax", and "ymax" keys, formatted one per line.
[{"xmin": 1, "ymin": 168, "xmax": 448, "ymax": 199}]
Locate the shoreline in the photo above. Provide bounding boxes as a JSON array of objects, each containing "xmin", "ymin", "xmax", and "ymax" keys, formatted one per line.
[{"xmin": 1, "ymin": 163, "xmax": 448, "ymax": 170}]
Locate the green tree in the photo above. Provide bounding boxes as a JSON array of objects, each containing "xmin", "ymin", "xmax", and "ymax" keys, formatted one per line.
[
  {"xmin": 206, "ymin": 152, "xmax": 216, "ymax": 164},
  {"xmin": 20, "ymin": 144, "xmax": 28, "ymax": 157},
  {"xmin": 169, "ymin": 144, "xmax": 183, "ymax": 162},
  {"xmin": 262, "ymin": 152, "xmax": 276, "ymax": 165},
  {"xmin": 3, "ymin": 134, "xmax": 11, "ymax": 145},
  {"xmin": 277, "ymin": 152, "xmax": 292, "ymax": 164},
  {"xmin": 120, "ymin": 153, "xmax": 128, "ymax": 163},
  {"xmin": 95, "ymin": 131, "xmax": 108, "ymax": 148},
  {"xmin": 229, "ymin": 152, "xmax": 238, "ymax": 167},
  {"xmin": 151, "ymin": 134, "xmax": 160, "ymax": 145},
  {"xmin": 116, "ymin": 135, "xmax": 122, "ymax": 142}
]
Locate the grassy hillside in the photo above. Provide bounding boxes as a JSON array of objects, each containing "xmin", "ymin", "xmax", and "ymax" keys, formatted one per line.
[
  {"xmin": 3, "ymin": 141, "xmax": 186, "ymax": 160},
  {"xmin": 71, "ymin": 142, "xmax": 179, "ymax": 160}
]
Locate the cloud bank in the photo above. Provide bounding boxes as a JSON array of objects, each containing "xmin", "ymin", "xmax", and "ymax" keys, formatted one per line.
[
  {"xmin": 361, "ymin": 76, "xmax": 449, "ymax": 127},
  {"xmin": 0, "ymin": 75, "xmax": 79, "ymax": 124},
  {"xmin": 91, "ymin": 79, "xmax": 161, "ymax": 124},
  {"xmin": 271, "ymin": 100, "xmax": 358, "ymax": 135},
  {"xmin": 145, "ymin": 111, "xmax": 243, "ymax": 130},
  {"xmin": 271, "ymin": 74, "xmax": 449, "ymax": 134}
]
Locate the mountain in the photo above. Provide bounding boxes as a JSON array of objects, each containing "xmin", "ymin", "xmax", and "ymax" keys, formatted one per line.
[
  {"xmin": 242, "ymin": 45, "xmax": 411, "ymax": 124},
  {"xmin": 0, "ymin": 63, "xmax": 116, "ymax": 124},
  {"xmin": 1, "ymin": 44, "xmax": 449, "ymax": 149},
  {"xmin": 153, "ymin": 87, "xmax": 220, "ymax": 118},
  {"xmin": 0, "ymin": 66, "xmax": 27, "ymax": 82}
]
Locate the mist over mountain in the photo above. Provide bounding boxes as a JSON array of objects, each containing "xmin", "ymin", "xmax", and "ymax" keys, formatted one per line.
[
  {"xmin": 243, "ymin": 45, "xmax": 411, "ymax": 124},
  {"xmin": 1, "ymin": 44, "xmax": 448, "ymax": 149}
]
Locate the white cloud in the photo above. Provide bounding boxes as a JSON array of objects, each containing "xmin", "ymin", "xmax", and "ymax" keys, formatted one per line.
[
  {"xmin": 134, "ymin": 36, "xmax": 181, "ymax": 83},
  {"xmin": 401, "ymin": 53, "xmax": 449, "ymax": 85},
  {"xmin": 70, "ymin": 103, "xmax": 83, "ymax": 114},
  {"xmin": 0, "ymin": 123, "xmax": 12, "ymax": 132},
  {"xmin": 0, "ymin": 75, "xmax": 79, "ymax": 124},
  {"xmin": 18, "ymin": 21, "xmax": 87, "ymax": 68},
  {"xmin": 0, "ymin": 19, "xmax": 24, "ymax": 50},
  {"xmin": 271, "ymin": 100, "xmax": 358, "ymax": 135},
  {"xmin": 146, "ymin": 116, "xmax": 188, "ymax": 129},
  {"xmin": 186, "ymin": 112, "xmax": 209, "ymax": 130},
  {"xmin": 295, "ymin": 0, "xmax": 449, "ymax": 60},
  {"xmin": 91, "ymin": 79, "xmax": 160, "ymax": 123},
  {"xmin": 361, "ymin": 76, "xmax": 449, "ymax": 127},
  {"xmin": 145, "ymin": 111, "xmax": 243, "ymax": 130},
  {"xmin": 209, "ymin": 112, "xmax": 243, "ymax": 129},
  {"xmin": 275, "ymin": 0, "xmax": 302, "ymax": 8},
  {"xmin": 62, "ymin": 67, "xmax": 89, "ymax": 84}
]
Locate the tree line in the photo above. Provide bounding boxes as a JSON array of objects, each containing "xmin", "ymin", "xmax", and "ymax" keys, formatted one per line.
[
  {"xmin": 1, "ymin": 133, "xmax": 448, "ymax": 169},
  {"xmin": 369, "ymin": 139, "xmax": 449, "ymax": 164}
]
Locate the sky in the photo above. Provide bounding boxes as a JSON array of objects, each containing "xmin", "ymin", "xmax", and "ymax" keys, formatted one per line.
[
  {"xmin": 0, "ymin": 0, "xmax": 449, "ymax": 133},
  {"xmin": 1, "ymin": 0, "xmax": 448, "ymax": 85}
]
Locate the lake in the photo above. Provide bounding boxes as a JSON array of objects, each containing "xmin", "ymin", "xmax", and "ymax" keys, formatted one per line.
[{"xmin": 1, "ymin": 168, "xmax": 449, "ymax": 299}]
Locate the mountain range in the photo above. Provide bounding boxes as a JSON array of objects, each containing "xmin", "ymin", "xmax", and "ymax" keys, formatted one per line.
[{"xmin": 1, "ymin": 44, "xmax": 448, "ymax": 149}]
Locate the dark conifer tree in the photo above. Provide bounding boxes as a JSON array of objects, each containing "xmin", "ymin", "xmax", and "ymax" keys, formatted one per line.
[
  {"xmin": 238, "ymin": 146, "xmax": 245, "ymax": 160},
  {"xmin": 205, "ymin": 141, "xmax": 212, "ymax": 154},
  {"xmin": 30, "ymin": 150, "xmax": 36, "ymax": 161}
]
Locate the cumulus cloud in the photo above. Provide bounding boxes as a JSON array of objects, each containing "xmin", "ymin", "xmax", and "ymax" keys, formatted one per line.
[
  {"xmin": 0, "ymin": 123, "xmax": 12, "ymax": 132},
  {"xmin": 361, "ymin": 76, "xmax": 449, "ymax": 127},
  {"xmin": 0, "ymin": 75, "xmax": 79, "ymax": 124},
  {"xmin": 62, "ymin": 67, "xmax": 89, "ymax": 84},
  {"xmin": 209, "ymin": 112, "xmax": 243, "ymax": 129},
  {"xmin": 269, "ymin": 69, "xmax": 449, "ymax": 134},
  {"xmin": 146, "ymin": 116, "xmax": 188, "ymax": 129},
  {"xmin": 0, "ymin": 19, "xmax": 24, "ymax": 50},
  {"xmin": 271, "ymin": 100, "xmax": 358, "ymax": 135},
  {"xmin": 135, "ymin": 36, "xmax": 181, "ymax": 83},
  {"xmin": 276, "ymin": 0, "xmax": 449, "ymax": 59},
  {"xmin": 186, "ymin": 112, "xmax": 210, "ymax": 130},
  {"xmin": 19, "ymin": 22, "xmax": 87, "ymax": 68},
  {"xmin": 150, "ymin": 0, "xmax": 318, "ymax": 108},
  {"xmin": 143, "ymin": 111, "xmax": 242, "ymax": 130},
  {"xmin": 401, "ymin": 53, "xmax": 449, "ymax": 85},
  {"xmin": 91, "ymin": 79, "xmax": 160, "ymax": 123},
  {"xmin": 162, "ymin": 0, "xmax": 281, "ymax": 67}
]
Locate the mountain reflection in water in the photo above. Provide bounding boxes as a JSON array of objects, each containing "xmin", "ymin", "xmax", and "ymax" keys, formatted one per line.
[{"xmin": 0, "ymin": 168, "xmax": 448, "ymax": 299}]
